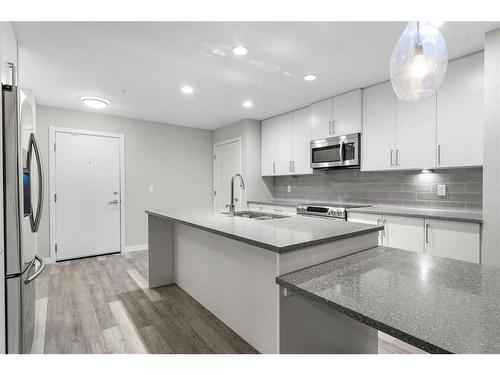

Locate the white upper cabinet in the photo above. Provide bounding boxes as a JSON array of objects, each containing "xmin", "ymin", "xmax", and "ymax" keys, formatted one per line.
[
  {"xmin": 275, "ymin": 113, "xmax": 293, "ymax": 175},
  {"xmin": 310, "ymin": 91, "xmax": 362, "ymax": 141},
  {"xmin": 0, "ymin": 22, "xmax": 18, "ymax": 85},
  {"xmin": 291, "ymin": 107, "xmax": 313, "ymax": 175},
  {"xmin": 395, "ymin": 95, "xmax": 436, "ymax": 170},
  {"xmin": 361, "ymin": 82, "xmax": 396, "ymax": 171},
  {"xmin": 310, "ymin": 98, "xmax": 333, "ymax": 140},
  {"xmin": 332, "ymin": 89, "xmax": 362, "ymax": 135},
  {"xmin": 261, "ymin": 118, "xmax": 277, "ymax": 176},
  {"xmin": 436, "ymin": 52, "xmax": 484, "ymax": 168},
  {"xmin": 261, "ymin": 108, "xmax": 312, "ymax": 177}
]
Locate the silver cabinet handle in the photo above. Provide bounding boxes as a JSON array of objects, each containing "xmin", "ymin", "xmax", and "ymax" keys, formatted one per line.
[
  {"xmin": 328, "ymin": 120, "xmax": 332, "ymax": 135},
  {"xmin": 289, "ymin": 160, "xmax": 292, "ymax": 173},
  {"xmin": 383, "ymin": 219, "xmax": 387, "ymax": 237},
  {"xmin": 390, "ymin": 150, "xmax": 394, "ymax": 167},
  {"xmin": 331, "ymin": 120, "xmax": 335, "ymax": 135},
  {"xmin": 27, "ymin": 133, "xmax": 44, "ymax": 233},
  {"xmin": 273, "ymin": 162, "xmax": 276, "ymax": 174},
  {"xmin": 109, "ymin": 199, "xmax": 119, "ymax": 204},
  {"xmin": 396, "ymin": 149, "xmax": 400, "ymax": 166},
  {"xmin": 292, "ymin": 160, "xmax": 295, "ymax": 173},
  {"xmin": 339, "ymin": 141, "xmax": 344, "ymax": 165},
  {"xmin": 7, "ymin": 62, "xmax": 16, "ymax": 86},
  {"xmin": 425, "ymin": 224, "xmax": 430, "ymax": 243},
  {"xmin": 24, "ymin": 255, "xmax": 45, "ymax": 285},
  {"xmin": 437, "ymin": 144, "xmax": 441, "ymax": 166}
]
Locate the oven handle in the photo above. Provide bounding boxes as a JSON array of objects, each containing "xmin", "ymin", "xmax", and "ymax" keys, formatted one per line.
[{"xmin": 339, "ymin": 141, "xmax": 344, "ymax": 165}]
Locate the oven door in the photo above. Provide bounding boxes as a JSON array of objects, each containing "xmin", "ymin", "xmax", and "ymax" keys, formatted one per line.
[{"xmin": 310, "ymin": 133, "xmax": 360, "ymax": 169}]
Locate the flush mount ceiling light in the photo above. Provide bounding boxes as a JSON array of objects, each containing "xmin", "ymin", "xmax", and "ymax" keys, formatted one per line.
[
  {"xmin": 181, "ymin": 85, "xmax": 194, "ymax": 94},
  {"xmin": 80, "ymin": 96, "xmax": 110, "ymax": 109},
  {"xmin": 233, "ymin": 46, "xmax": 248, "ymax": 56},
  {"xmin": 390, "ymin": 21, "xmax": 448, "ymax": 102},
  {"xmin": 242, "ymin": 100, "xmax": 253, "ymax": 108},
  {"xmin": 303, "ymin": 74, "xmax": 317, "ymax": 81}
]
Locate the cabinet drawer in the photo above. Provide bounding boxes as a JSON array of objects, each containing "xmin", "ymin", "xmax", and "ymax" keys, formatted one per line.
[{"xmin": 248, "ymin": 203, "xmax": 296, "ymax": 215}]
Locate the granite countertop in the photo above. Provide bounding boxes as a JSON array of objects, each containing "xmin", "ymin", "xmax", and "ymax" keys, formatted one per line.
[
  {"xmin": 348, "ymin": 206, "xmax": 483, "ymax": 224},
  {"xmin": 146, "ymin": 208, "xmax": 382, "ymax": 254},
  {"xmin": 276, "ymin": 247, "xmax": 500, "ymax": 354},
  {"xmin": 247, "ymin": 199, "xmax": 482, "ymax": 223}
]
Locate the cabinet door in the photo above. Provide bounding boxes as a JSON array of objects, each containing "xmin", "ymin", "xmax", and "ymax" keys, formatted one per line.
[
  {"xmin": 310, "ymin": 98, "xmax": 333, "ymax": 140},
  {"xmin": 361, "ymin": 82, "xmax": 396, "ymax": 171},
  {"xmin": 0, "ymin": 23, "xmax": 18, "ymax": 85},
  {"xmin": 424, "ymin": 219, "xmax": 480, "ymax": 263},
  {"xmin": 437, "ymin": 52, "xmax": 484, "ymax": 168},
  {"xmin": 395, "ymin": 95, "xmax": 436, "ymax": 170},
  {"xmin": 291, "ymin": 107, "xmax": 312, "ymax": 175},
  {"xmin": 347, "ymin": 212, "xmax": 383, "ymax": 245},
  {"xmin": 382, "ymin": 215, "xmax": 424, "ymax": 253},
  {"xmin": 332, "ymin": 89, "xmax": 361, "ymax": 135},
  {"xmin": 261, "ymin": 118, "xmax": 277, "ymax": 176},
  {"xmin": 275, "ymin": 113, "xmax": 293, "ymax": 175}
]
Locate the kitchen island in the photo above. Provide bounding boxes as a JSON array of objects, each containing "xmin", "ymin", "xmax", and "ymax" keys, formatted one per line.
[
  {"xmin": 146, "ymin": 208, "xmax": 382, "ymax": 353},
  {"xmin": 277, "ymin": 246, "xmax": 500, "ymax": 354}
]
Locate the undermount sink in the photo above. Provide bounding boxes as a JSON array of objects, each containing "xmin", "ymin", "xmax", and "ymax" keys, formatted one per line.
[{"xmin": 221, "ymin": 211, "xmax": 289, "ymax": 220}]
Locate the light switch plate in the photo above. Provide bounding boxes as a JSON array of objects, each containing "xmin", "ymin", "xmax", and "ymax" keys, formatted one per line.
[
  {"xmin": 437, "ymin": 184, "xmax": 447, "ymax": 197},
  {"xmin": 149, "ymin": 185, "xmax": 154, "ymax": 193}
]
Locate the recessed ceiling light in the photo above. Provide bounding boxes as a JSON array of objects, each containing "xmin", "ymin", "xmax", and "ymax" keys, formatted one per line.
[
  {"xmin": 303, "ymin": 74, "xmax": 317, "ymax": 81},
  {"xmin": 80, "ymin": 96, "xmax": 110, "ymax": 109},
  {"xmin": 233, "ymin": 46, "xmax": 248, "ymax": 56},
  {"xmin": 242, "ymin": 100, "xmax": 253, "ymax": 108},
  {"xmin": 429, "ymin": 21, "xmax": 444, "ymax": 28},
  {"xmin": 181, "ymin": 86, "xmax": 194, "ymax": 94}
]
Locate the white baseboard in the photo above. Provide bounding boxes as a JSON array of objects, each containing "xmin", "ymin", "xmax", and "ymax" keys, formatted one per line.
[{"xmin": 124, "ymin": 244, "xmax": 148, "ymax": 253}]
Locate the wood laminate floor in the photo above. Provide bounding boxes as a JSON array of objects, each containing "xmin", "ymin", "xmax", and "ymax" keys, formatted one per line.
[{"xmin": 33, "ymin": 250, "xmax": 425, "ymax": 354}]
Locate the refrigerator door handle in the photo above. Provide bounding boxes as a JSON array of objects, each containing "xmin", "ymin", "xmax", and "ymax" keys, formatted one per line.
[
  {"xmin": 24, "ymin": 255, "xmax": 45, "ymax": 285},
  {"xmin": 27, "ymin": 133, "xmax": 44, "ymax": 232}
]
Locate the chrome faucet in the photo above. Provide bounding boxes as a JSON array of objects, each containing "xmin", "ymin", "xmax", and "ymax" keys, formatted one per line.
[{"xmin": 226, "ymin": 173, "xmax": 246, "ymax": 217}]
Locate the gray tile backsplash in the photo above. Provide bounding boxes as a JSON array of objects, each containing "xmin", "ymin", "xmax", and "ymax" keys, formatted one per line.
[{"xmin": 272, "ymin": 168, "xmax": 483, "ymax": 212}]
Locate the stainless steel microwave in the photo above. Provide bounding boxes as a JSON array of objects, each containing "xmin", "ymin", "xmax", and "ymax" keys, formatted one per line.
[{"xmin": 310, "ymin": 133, "xmax": 361, "ymax": 169}]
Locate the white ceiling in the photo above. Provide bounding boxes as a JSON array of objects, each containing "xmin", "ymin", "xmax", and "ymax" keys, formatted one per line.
[{"xmin": 14, "ymin": 22, "xmax": 500, "ymax": 130}]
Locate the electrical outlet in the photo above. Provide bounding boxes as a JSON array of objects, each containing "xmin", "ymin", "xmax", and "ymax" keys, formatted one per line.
[
  {"xmin": 437, "ymin": 184, "xmax": 447, "ymax": 197},
  {"xmin": 287, "ymin": 185, "xmax": 292, "ymax": 193},
  {"xmin": 149, "ymin": 185, "xmax": 154, "ymax": 193}
]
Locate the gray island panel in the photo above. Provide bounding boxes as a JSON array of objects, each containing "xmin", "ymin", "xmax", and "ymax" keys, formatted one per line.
[{"xmin": 276, "ymin": 247, "xmax": 500, "ymax": 354}]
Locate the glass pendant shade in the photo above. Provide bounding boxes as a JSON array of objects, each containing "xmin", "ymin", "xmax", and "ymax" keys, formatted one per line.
[{"xmin": 390, "ymin": 22, "xmax": 448, "ymax": 102}]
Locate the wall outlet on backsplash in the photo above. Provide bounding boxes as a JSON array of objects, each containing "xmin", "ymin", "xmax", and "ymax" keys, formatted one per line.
[
  {"xmin": 287, "ymin": 185, "xmax": 292, "ymax": 193},
  {"xmin": 437, "ymin": 184, "xmax": 447, "ymax": 197}
]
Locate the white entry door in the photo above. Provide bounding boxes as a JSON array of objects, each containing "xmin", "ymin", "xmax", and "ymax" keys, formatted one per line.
[
  {"xmin": 213, "ymin": 138, "xmax": 242, "ymax": 212},
  {"xmin": 54, "ymin": 131, "xmax": 123, "ymax": 261}
]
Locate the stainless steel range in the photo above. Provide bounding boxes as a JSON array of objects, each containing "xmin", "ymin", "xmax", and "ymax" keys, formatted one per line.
[{"xmin": 296, "ymin": 203, "xmax": 370, "ymax": 221}]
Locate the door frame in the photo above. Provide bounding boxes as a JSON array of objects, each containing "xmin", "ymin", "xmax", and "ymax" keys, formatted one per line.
[
  {"xmin": 212, "ymin": 137, "xmax": 242, "ymax": 211},
  {"xmin": 48, "ymin": 126, "xmax": 125, "ymax": 262}
]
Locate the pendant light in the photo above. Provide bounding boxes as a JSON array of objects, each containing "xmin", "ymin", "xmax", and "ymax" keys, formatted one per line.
[{"xmin": 390, "ymin": 22, "xmax": 448, "ymax": 102}]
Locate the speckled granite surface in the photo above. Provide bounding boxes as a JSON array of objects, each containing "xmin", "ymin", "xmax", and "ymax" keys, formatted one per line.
[
  {"xmin": 276, "ymin": 247, "xmax": 500, "ymax": 354},
  {"xmin": 248, "ymin": 199, "xmax": 482, "ymax": 223},
  {"xmin": 146, "ymin": 209, "xmax": 382, "ymax": 253}
]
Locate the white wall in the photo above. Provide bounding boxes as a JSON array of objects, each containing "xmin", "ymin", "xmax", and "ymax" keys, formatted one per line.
[
  {"xmin": 213, "ymin": 119, "xmax": 273, "ymax": 206},
  {"xmin": 482, "ymin": 29, "xmax": 500, "ymax": 267},
  {"xmin": 37, "ymin": 105, "xmax": 213, "ymax": 258}
]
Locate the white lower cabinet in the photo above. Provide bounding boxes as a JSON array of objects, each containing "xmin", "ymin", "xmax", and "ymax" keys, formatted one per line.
[
  {"xmin": 424, "ymin": 219, "xmax": 480, "ymax": 263},
  {"xmin": 382, "ymin": 215, "xmax": 425, "ymax": 253},
  {"xmin": 348, "ymin": 212, "xmax": 481, "ymax": 263}
]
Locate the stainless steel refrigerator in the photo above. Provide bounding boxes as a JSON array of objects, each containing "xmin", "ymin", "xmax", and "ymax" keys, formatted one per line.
[{"xmin": 2, "ymin": 64, "xmax": 45, "ymax": 353}]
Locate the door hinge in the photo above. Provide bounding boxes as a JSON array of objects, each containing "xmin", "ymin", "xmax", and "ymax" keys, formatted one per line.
[
  {"xmin": 214, "ymin": 190, "xmax": 216, "ymax": 196},
  {"xmin": 54, "ymin": 194, "xmax": 57, "ymax": 202},
  {"xmin": 55, "ymin": 244, "xmax": 58, "ymax": 253}
]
